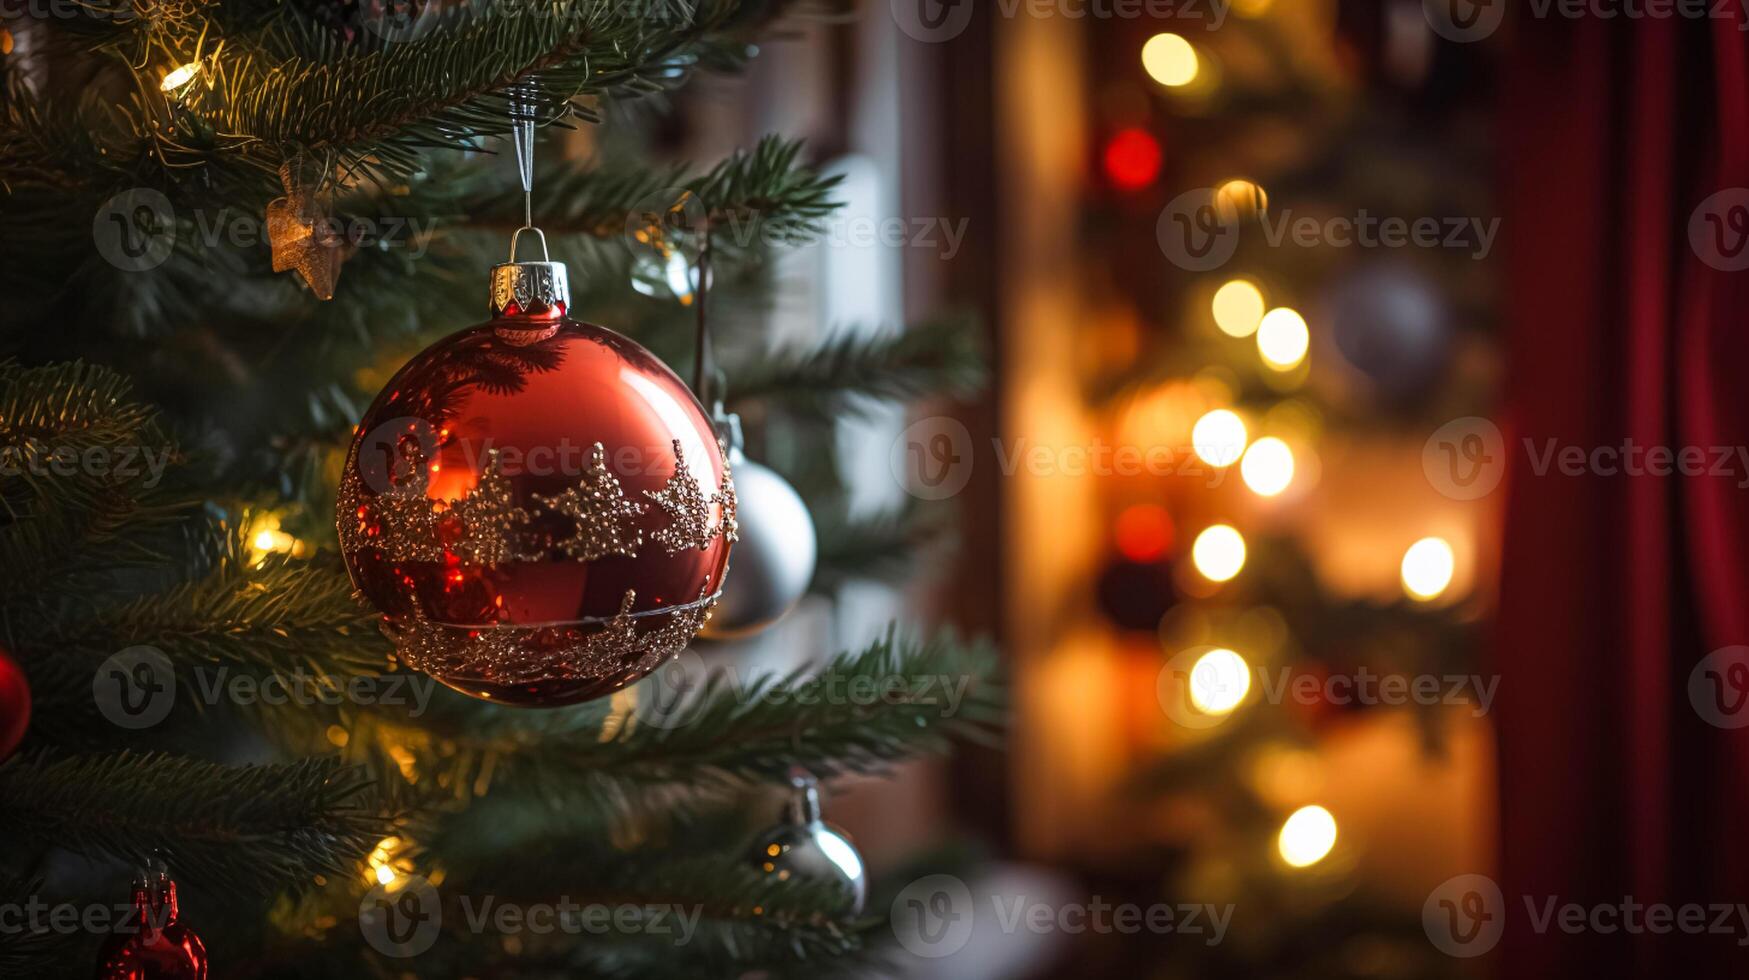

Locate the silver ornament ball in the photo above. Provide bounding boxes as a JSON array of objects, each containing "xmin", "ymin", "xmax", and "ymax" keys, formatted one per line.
[
  {"xmin": 749, "ymin": 774, "xmax": 866, "ymax": 916},
  {"xmin": 703, "ymin": 449, "xmax": 816, "ymax": 638}
]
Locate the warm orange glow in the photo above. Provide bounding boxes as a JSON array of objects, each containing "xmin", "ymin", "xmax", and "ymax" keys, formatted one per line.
[
  {"xmin": 1115, "ymin": 504, "xmax": 1174, "ymax": 561},
  {"xmin": 160, "ymin": 62, "xmax": 200, "ymax": 92}
]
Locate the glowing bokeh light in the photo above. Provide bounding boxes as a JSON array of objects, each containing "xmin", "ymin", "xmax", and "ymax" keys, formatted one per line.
[
  {"xmin": 1142, "ymin": 33, "xmax": 1199, "ymax": 87},
  {"xmin": 1212, "ymin": 279, "xmax": 1266, "ymax": 338},
  {"xmin": 1192, "ymin": 409, "xmax": 1248, "ymax": 468},
  {"xmin": 1278, "ymin": 805, "xmax": 1338, "ymax": 868},
  {"xmin": 1191, "ymin": 524, "xmax": 1246, "ymax": 582},
  {"xmin": 1240, "ymin": 437, "xmax": 1295, "ymax": 496},
  {"xmin": 1401, "ymin": 536, "xmax": 1456, "ymax": 600},
  {"xmin": 1256, "ymin": 307, "xmax": 1309, "ymax": 370}
]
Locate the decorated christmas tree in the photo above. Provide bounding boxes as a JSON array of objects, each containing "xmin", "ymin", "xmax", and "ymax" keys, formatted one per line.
[{"xmin": 0, "ymin": 2, "xmax": 996, "ymax": 976}]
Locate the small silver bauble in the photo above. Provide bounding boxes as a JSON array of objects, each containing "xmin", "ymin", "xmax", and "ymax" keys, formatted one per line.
[
  {"xmin": 749, "ymin": 771, "xmax": 866, "ymax": 916},
  {"xmin": 701, "ymin": 413, "xmax": 816, "ymax": 639}
]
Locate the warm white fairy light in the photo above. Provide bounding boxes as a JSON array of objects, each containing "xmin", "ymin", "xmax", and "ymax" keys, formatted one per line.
[
  {"xmin": 1240, "ymin": 437, "xmax": 1295, "ymax": 496},
  {"xmin": 1278, "ymin": 805, "xmax": 1338, "ymax": 868},
  {"xmin": 1191, "ymin": 524, "xmax": 1246, "ymax": 582},
  {"xmin": 1141, "ymin": 33, "xmax": 1199, "ymax": 87},
  {"xmin": 1188, "ymin": 647, "xmax": 1251, "ymax": 715},
  {"xmin": 1400, "ymin": 536, "xmax": 1456, "ymax": 600},
  {"xmin": 1212, "ymin": 279, "xmax": 1266, "ymax": 338},
  {"xmin": 160, "ymin": 62, "xmax": 200, "ymax": 92},
  {"xmin": 1191, "ymin": 409, "xmax": 1248, "ymax": 468},
  {"xmin": 1256, "ymin": 307, "xmax": 1309, "ymax": 370}
]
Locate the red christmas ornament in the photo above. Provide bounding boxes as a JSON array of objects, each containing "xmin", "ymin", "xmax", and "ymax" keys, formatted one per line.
[
  {"xmin": 0, "ymin": 644, "xmax": 29, "ymax": 762},
  {"xmin": 339, "ymin": 249, "xmax": 735, "ymax": 706},
  {"xmin": 95, "ymin": 871, "xmax": 207, "ymax": 980}
]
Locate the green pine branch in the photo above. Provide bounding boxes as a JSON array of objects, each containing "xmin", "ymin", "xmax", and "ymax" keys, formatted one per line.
[
  {"xmin": 469, "ymin": 135, "xmax": 842, "ymax": 246},
  {"xmin": 514, "ymin": 627, "xmax": 1003, "ymax": 790},
  {"xmin": 726, "ymin": 320, "xmax": 987, "ymax": 418},
  {"xmin": 0, "ymin": 361, "xmax": 192, "ymax": 594},
  {"xmin": 290, "ymin": 627, "xmax": 999, "ymax": 820},
  {"xmin": 0, "ymin": 752, "xmax": 384, "ymax": 892},
  {"xmin": 109, "ymin": 0, "xmax": 799, "ymax": 186},
  {"xmin": 36, "ymin": 546, "xmax": 388, "ymax": 687}
]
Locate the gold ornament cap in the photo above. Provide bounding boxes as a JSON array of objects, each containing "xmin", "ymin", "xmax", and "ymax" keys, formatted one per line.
[{"xmin": 489, "ymin": 227, "xmax": 570, "ymax": 318}]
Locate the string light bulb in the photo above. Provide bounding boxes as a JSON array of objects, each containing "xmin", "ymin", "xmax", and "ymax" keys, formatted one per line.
[
  {"xmin": 1191, "ymin": 409, "xmax": 1248, "ymax": 468},
  {"xmin": 1191, "ymin": 524, "xmax": 1246, "ymax": 582},
  {"xmin": 1256, "ymin": 307, "xmax": 1309, "ymax": 370},
  {"xmin": 1240, "ymin": 437, "xmax": 1295, "ymax": 496},
  {"xmin": 1278, "ymin": 805, "xmax": 1338, "ymax": 868},
  {"xmin": 160, "ymin": 62, "xmax": 200, "ymax": 92},
  {"xmin": 1400, "ymin": 537, "xmax": 1456, "ymax": 600},
  {"xmin": 1212, "ymin": 279, "xmax": 1266, "ymax": 338},
  {"xmin": 366, "ymin": 836, "xmax": 408, "ymax": 886},
  {"xmin": 1215, "ymin": 179, "xmax": 1268, "ymax": 219},
  {"xmin": 1141, "ymin": 33, "xmax": 1199, "ymax": 87},
  {"xmin": 1188, "ymin": 647, "xmax": 1250, "ymax": 715}
]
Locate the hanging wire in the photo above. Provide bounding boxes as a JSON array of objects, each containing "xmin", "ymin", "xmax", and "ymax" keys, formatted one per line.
[
  {"xmin": 692, "ymin": 228, "xmax": 715, "ymax": 402},
  {"xmin": 509, "ymin": 82, "xmax": 537, "ymax": 233}
]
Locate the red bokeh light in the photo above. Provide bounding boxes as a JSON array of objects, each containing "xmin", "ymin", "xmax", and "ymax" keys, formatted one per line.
[
  {"xmin": 1103, "ymin": 127, "xmax": 1163, "ymax": 191},
  {"xmin": 1114, "ymin": 503, "xmax": 1174, "ymax": 561}
]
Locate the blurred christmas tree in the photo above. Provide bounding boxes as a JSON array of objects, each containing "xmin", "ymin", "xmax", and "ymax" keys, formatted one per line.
[
  {"xmin": 0, "ymin": 2, "xmax": 997, "ymax": 977},
  {"xmin": 1082, "ymin": 6, "xmax": 1497, "ymax": 978}
]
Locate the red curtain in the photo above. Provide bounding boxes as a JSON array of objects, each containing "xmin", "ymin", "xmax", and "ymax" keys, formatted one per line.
[{"xmin": 1499, "ymin": 12, "xmax": 1749, "ymax": 978}]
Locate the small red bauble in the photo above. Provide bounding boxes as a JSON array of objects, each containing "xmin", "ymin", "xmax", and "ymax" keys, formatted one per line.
[
  {"xmin": 338, "ymin": 257, "xmax": 735, "ymax": 706},
  {"xmin": 94, "ymin": 872, "xmax": 207, "ymax": 980},
  {"xmin": 0, "ymin": 645, "xmax": 29, "ymax": 762}
]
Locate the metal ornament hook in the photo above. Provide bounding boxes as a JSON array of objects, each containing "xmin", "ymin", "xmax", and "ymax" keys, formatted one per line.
[{"xmin": 508, "ymin": 225, "xmax": 550, "ymax": 263}]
